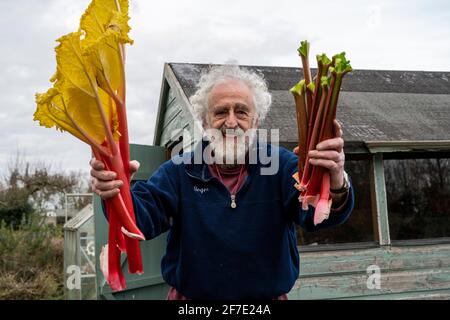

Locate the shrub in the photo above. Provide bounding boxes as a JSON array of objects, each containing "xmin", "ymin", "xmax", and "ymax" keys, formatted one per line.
[{"xmin": 0, "ymin": 214, "xmax": 64, "ymax": 299}]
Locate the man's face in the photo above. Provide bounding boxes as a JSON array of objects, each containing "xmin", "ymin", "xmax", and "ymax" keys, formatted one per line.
[
  {"xmin": 206, "ymin": 79, "xmax": 256, "ymax": 132},
  {"xmin": 205, "ymin": 79, "xmax": 258, "ymax": 165}
]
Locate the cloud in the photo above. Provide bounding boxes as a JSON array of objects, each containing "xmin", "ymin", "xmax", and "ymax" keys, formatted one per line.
[{"xmin": 0, "ymin": 0, "xmax": 449, "ymax": 178}]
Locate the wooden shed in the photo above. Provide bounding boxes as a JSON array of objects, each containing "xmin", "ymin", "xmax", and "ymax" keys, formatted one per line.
[{"xmin": 94, "ymin": 63, "xmax": 450, "ymax": 300}]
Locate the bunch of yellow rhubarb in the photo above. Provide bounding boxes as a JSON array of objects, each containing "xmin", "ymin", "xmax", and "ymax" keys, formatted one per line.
[{"xmin": 33, "ymin": 0, "xmax": 143, "ymax": 291}]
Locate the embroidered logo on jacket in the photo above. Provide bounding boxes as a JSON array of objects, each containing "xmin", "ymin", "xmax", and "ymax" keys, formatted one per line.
[{"xmin": 194, "ymin": 186, "xmax": 209, "ymax": 194}]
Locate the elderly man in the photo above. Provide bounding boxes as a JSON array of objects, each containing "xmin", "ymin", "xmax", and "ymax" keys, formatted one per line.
[{"xmin": 90, "ymin": 64, "xmax": 354, "ymax": 300}]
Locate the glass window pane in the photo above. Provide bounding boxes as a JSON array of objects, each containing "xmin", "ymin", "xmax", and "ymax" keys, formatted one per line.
[
  {"xmin": 385, "ymin": 158, "xmax": 450, "ymax": 241},
  {"xmin": 298, "ymin": 159, "xmax": 375, "ymax": 246}
]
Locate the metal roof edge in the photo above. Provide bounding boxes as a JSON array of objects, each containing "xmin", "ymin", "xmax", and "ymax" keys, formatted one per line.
[
  {"xmin": 153, "ymin": 63, "xmax": 199, "ymax": 146},
  {"xmin": 365, "ymin": 140, "xmax": 450, "ymax": 153},
  {"xmin": 168, "ymin": 62, "xmax": 450, "ymax": 75},
  {"xmin": 162, "ymin": 63, "xmax": 203, "ymax": 147},
  {"xmin": 153, "ymin": 63, "xmax": 170, "ymax": 146},
  {"xmin": 63, "ymin": 204, "xmax": 93, "ymax": 231}
]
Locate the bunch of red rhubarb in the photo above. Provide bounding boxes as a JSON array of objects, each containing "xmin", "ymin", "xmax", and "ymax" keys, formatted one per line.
[
  {"xmin": 290, "ymin": 40, "xmax": 352, "ymax": 225},
  {"xmin": 33, "ymin": 0, "xmax": 144, "ymax": 291}
]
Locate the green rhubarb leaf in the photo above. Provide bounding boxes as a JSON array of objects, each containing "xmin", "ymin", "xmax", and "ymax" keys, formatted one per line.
[
  {"xmin": 297, "ymin": 40, "xmax": 310, "ymax": 58},
  {"xmin": 307, "ymin": 82, "xmax": 315, "ymax": 92},
  {"xmin": 333, "ymin": 52, "xmax": 353, "ymax": 74},
  {"xmin": 321, "ymin": 76, "xmax": 331, "ymax": 88},
  {"xmin": 290, "ymin": 79, "xmax": 306, "ymax": 95},
  {"xmin": 316, "ymin": 53, "xmax": 331, "ymax": 66}
]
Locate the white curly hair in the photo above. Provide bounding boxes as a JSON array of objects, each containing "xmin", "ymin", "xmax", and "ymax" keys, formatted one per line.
[{"xmin": 189, "ymin": 63, "xmax": 272, "ymax": 128}]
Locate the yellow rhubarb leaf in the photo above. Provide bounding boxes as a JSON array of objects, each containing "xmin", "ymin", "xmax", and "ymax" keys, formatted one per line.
[
  {"xmin": 84, "ymin": 28, "xmax": 125, "ymax": 97},
  {"xmin": 80, "ymin": 0, "xmax": 133, "ymax": 96},
  {"xmin": 54, "ymin": 32, "xmax": 97, "ymax": 98},
  {"xmin": 35, "ymin": 79, "xmax": 119, "ymax": 146},
  {"xmin": 50, "ymin": 30, "xmax": 120, "ymax": 143},
  {"xmin": 59, "ymin": 80, "xmax": 119, "ymax": 144},
  {"xmin": 80, "ymin": 0, "xmax": 132, "ymax": 46},
  {"xmin": 34, "ymin": 0, "xmax": 125, "ymax": 152},
  {"xmin": 34, "ymin": 87, "xmax": 88, "ymax": 143}
]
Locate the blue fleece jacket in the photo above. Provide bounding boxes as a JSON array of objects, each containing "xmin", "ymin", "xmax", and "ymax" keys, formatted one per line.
[{"xmin": 124, "ymin": 142, "xmax": 354, "ymax": 299}]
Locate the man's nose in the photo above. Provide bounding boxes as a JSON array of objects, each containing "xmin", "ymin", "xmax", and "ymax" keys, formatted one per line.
[{"xmin": 225, "ymin": 110, "xmax": 238, "ymax": 128}]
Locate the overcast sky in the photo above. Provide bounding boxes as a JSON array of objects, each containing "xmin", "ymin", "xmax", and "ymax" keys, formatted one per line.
[{"xmin": 0, "ymin": 0, "xmax": 449, "ymax": 179}]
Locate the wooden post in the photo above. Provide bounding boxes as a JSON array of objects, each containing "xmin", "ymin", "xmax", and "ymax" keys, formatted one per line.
[{"xmin": 370, "ymin": 153, "xmax": 391, "ymax": 246}]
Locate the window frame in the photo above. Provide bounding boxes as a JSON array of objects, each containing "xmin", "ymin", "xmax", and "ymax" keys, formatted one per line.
[
  {"xmin": 298, "ymin": 149, "xmax": 450, "ymax": 252},
  {"xmin": 382, "ymin": 151, "xmax": 450, "ymax": 246},
  {"xmin": 298, "ymin": 153, "xmax": 379, "ymax": 251}
]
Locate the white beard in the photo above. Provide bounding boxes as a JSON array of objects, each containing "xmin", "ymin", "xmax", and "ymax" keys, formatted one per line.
[{"xmin": 205, "ymin": 126, "xmax": 257, "ymax": 166}]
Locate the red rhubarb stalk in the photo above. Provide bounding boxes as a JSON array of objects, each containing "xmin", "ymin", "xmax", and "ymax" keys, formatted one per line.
[
  {"xmin": 298, "ymin": 41, "xmax": 313, "ymax": 122},
  {"xmin": 299, "ymin": 76, "xmax": 331, "ymax": 192},
  {"xmin": 314, "ymin": 172, "xmax": 332, "ymax": 225},
  {"xmin": 290, "ymin": 80, "xmax": 308, "ymax": 176},
  {"xmin": 307, "ymin": 54, "xmax": 331, "ymax": 151}
]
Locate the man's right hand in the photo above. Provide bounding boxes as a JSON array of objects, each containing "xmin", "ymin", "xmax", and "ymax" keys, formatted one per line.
[{"xmin": 90, "ymin": 158, "xmax": 140, "ymax": 200}]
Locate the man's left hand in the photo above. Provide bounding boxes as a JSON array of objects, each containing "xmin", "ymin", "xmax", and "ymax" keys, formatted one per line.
[{"xmin": 296, "ymin": 119, "xmax": 345, "ymax": 189}]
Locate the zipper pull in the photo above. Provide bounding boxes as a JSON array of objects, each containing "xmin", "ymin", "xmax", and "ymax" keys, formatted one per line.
[{"xmin": 230, "ymin": 195, "xmax": 237, "ymax": 209}]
